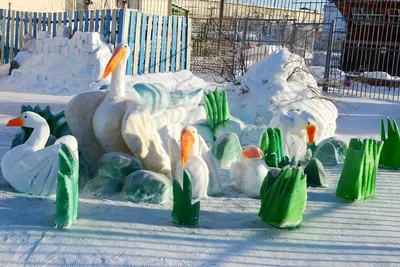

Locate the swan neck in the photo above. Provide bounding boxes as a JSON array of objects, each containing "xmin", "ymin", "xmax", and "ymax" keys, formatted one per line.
[
  {"xmin": 109, "ymin": 62, "xmax": 126, "ymax": 97},
  {"xmin": 26, "ymin": 121, "xmax": 50, "ymax": 149}
]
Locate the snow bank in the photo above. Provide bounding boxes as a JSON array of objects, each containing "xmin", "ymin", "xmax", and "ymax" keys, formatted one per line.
[
  {"xmin": 6, "ymin": 30, "xmax": 112, "ymax": 95},
  {"xmin": 225, "ymin": 49, "xmax": 338, "ymax": 143}
]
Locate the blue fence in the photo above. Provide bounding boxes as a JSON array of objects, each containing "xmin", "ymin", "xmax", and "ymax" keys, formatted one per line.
[{"xmin": 0, "ymin": 8, "xmax": 192, "ymax": 74}]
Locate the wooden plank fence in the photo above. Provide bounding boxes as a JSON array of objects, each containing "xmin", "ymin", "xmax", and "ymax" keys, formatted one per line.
[{"xmin": 0, "ymin": 8, "xmax": 192, "ymax": 75}]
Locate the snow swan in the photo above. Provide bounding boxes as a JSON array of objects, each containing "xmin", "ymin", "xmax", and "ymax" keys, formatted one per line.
[
  {"xmin": 269, "ymin": 110, "xmax": 317, "ymax": 162},
  {"xmin": 1, "ymin": 111, "xmax": 78, "ymax": 196},
  {"xmin": 230, "ymin": 145, "xmax": 269, "ymax": 198},
  {"xmin": 65, "ymin": 44, "xmax": 170, "ymax": 174},
  {"xmin": 169, "ymin": 126, "xmax": 222, "ymax": 199}
]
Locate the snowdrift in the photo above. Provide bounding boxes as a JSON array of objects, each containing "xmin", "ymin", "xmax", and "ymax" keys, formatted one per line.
[{"xmin": 226, "ymin": 49, "xmax": 338, "ymax": 143}]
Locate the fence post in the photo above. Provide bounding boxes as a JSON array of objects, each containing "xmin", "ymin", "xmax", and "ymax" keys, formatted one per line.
[
  {"xmin": 186, "ymin": 17, "xmax": 192, "ymax": 71},
  {"xmin": 323, "ymin": 21, "xmax": 335, "ymax": 92}
]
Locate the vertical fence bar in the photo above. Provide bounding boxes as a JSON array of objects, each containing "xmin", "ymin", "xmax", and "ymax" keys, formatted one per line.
[
  {"xmin": 53, "ymin": 12, "xmax": 57, "ymax": 37},
  {"xmin": 133, "ymin": 12, "xmax": 142, "ymax": 74},
  {"xmin": 323, "ymin": 22, "xmax": 335, "ymax": 93},
  {"xmin": 150, "ymin": 15, "xmax": 158, "ymax": 73},
  {"xmin": 79, "ymin": 11, "xmax": 84, "ymax": 32},
  {"xmin": 138, "ymin": 13, "xmax": 147, "ymax": 75},
  {"xmin": 165, "ymin": 16, "xmax": 172, "ymax": 72},
  {"xmin": 160, "ymin": 16, "xmax": 168, "ymax": 73},
  {"xmin": 24, "ymin": 12, "xmax": 28, "ymax": 34},
  {"xmin": 10, "ymin": 10, "xmax": 15, "ymax": 62},
  {"xmin": 186, "ymin": 18, "xmax": 191, "ymax": 71},
  {"xmin": 42, "ymin": 12, "xmax": 47, "ymax": 31},
  {"xmin": 74, "ymin": 11, "xmax": 78, "ymax": 33},
  {"xmin": 100, "ymin": 10, "xmax": 105, "ymax": 35},
  {"xmin": 127, "ymin": 11, "xmax": 137, "ymax": 75},
  {"xmin": 63, "ymin": 12, "xmax": 67, "ymax": 25},
  {"xmin": 28, "ymin": 12, "xmax": 32, "ymax": 35},
  {"xmin": 33, "ymin": 12, "xmax": 37, "ymax": 38},
  {"xmin": 111, "ymin": 9, "xmax": 118, "ymax": 44},
  {"xmin": 170, "ymin": 16, "xmax": 178, "ymax": 72},
  {"xmin": 47, "ymin": 12, "xmax": 51, "ymax": 35},
  {"xmin": 176, "ymin": 16, "xmax": 182, "ymax": 71},
  {"xmin": 95, "ymin": 10, "xmax": 100, "ymax": 32},
  {"xmin": 181, "ymin": 17, "xmax": 187, "ymax": 70},
  {"xmin": 105, "ymin": 9, "xmax": 111, "ymax": 39},
  {"xmin": 18, "ymin": 11, "xmax": 23, "ymax": 52},
  {"xmin": 144, "ymin": 15, "xmax": 153, "ymax": 74},
  {"xmin": 84, "ymin": 10, "xmax": 89, "ymax": 32},
  {"xmin": 0, "ymin": 9, "xmax": 4, "ymax": 64},
  {"xmin": 90, "ymin": 10, "xmax": 95, "ymax": 32},
  {"xmin": 118, "ymin": 9, "xmax": 124, "ymax": 43},
  {"xmin": 155, "ymin": 13, "xmax": 163, "ymax": 73},
  {"xmin": 14, "ymin": 11, "xmax": 20, "ymax": 53}
]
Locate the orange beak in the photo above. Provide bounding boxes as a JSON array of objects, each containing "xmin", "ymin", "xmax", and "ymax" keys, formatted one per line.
[
  {"xmin": 242, "ymin": 146, "xmax": 264, "ymax": 159},
  {"xmin": 103, "ymin": 46, "xmax": 126, "ymax": 78},
  {"xmin": 7, "ymin": 116, "xmax": 24, "ymax": 127},
  {"xmin": 306, "ymin": 124, "xmax": 317, "ymax": 145},
  {"xmin": 181, "ymin": 129, "xmax": 195, "ymax": 168}
]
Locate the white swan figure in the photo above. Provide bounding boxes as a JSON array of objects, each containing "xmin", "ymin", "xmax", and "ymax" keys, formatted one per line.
[
  {"xmin": 65, "ymin": 44, "xmax": 170, "ymax": 174},
  {"xmin": 169, "ymin": 126, "xmax": 222, "ymax": 199},
  {"xmin": 230, "ymin": 145, "xmax": 269, "ymax": 198},
  {"xmin": 1, "ymin": 112, "xmax": 78, "ymax": 196},
  {"xmin": 269, "ymin": 110, "xmax": 317, "ymax": 162}
]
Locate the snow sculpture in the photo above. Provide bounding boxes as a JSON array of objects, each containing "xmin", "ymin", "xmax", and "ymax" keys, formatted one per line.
[
  {"xmin": 259, "ymin": 127, "xmax": 294, "ymax": 168},
  {"xmin": 204, "ymin": 87, "xmax": 230, "ymax": 130},
  {"xmin": 55, "ymin": 144, "xmax": 79, "ymax": 228},
  {"xmin": 1, "ymin": 112, "xmax": 78, "ymax": 196},
  {"xmin": 65, "ymin": 44, "xmax": 171, "ymax": 174},
  {"xmin": 169, "ymin": 126, "xmax": 222, "ymax": 198},
  {"xmin": 172, "ymin": 170, "xmax": 200, "ymax": 226},
  {"xmin": 230, "ymin": 145, "xmax": 269, "ymax": 198},
  {"xmin": 11, "ymin": 105, "xmax": 70, "ymax": 149},
  {"xmin": 379, "ymin": 118, "xmax": 400, "ymax": 169},
  {"xmin": 211, "ymin": 132, "xmax": 241, "ymax": 168},
  {"xmin": 226, "ymin": 49, "xmax": 338, "ymax": 144},
  {"xmin": 336, "ymin": 138, "xmax": 383, "ymax": 203},
  {"xmin": 269, "ymin": 110, "xmax": 318, "ymax": 163},
  {"xmin": 304, "ymin": 158, "xmax": 327, "ymax": 187},
  {"xmin": 122, "ymin": 170, "xmax": 172, "ymax": 204},
  {"xmin": 307, "ymin": 137, "xmax": 347, "ymax": 166},
  {"xmin": 259, "ymin": 166, "xmax": 307, "ymax": 229}
]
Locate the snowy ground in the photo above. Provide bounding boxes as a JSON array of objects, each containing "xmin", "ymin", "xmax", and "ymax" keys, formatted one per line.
[{"xmin": 1, "ymin": 78, "xmax": 400, "ymax": 266}]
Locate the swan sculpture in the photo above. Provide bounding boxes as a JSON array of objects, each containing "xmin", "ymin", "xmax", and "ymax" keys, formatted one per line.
[
  {"xmin": 169, "ymin": 126, "xmax": 222, "ymax": 199},
  {"xmin": 65, "ymin": 44, "xmax": 170, "ymax": 174},
  {"xmin": 1, "ymin": 111, "xmax": 78, "ymax": 196},
  {"xmin": 230, "ymin": 145, "xmax": 269, "ymax": 198},
  {"xmin": 269, "ymin": 110, "xmax": 317, "ymax": 162}
]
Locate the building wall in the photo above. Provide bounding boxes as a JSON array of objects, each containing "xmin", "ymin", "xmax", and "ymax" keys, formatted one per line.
[{"xmin": 0, "ymin": 0, "xmax": 67, "ymax": 11}]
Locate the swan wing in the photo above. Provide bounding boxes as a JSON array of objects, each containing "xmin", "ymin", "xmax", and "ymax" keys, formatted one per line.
[
  {"xmin": 122, "ymin": 101, "xmax": 171, "ymax": 174},
  {"xmin": 168, "ymin": 137, "xmax": 181, "ymax": 179},
  {"xmin": 4, "ymin": 144, "xmax": 63, "ymax": 195},
  {"xmin": 65, "ymin": 90, "xmax": 106, "ymax": 169},
  {"xmin": 198, "ymin": 135, "xmax": 222, "ymax": 195}
]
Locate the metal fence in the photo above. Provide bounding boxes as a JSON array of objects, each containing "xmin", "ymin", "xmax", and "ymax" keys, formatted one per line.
[{"xmin": 325, "ymin": 0, "xmax": 400, "ymax": 101}]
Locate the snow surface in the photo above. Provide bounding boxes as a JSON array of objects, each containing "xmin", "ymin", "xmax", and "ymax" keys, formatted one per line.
[{"xmin": 1, "ymin": 73, "xmax": 400, "ymax": 265}]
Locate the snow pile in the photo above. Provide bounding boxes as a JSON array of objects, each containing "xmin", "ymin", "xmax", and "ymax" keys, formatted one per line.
[
  {"xmin": 226, "ymin": 49, "xmax": 338, "ymax": 144},
  {"xmin": 7, "ymin": 29, "xmax": 113, "ymax": 95},
  {"xmin": 361, "ymin": 71, "xmax": 400, "ymax": 81}
]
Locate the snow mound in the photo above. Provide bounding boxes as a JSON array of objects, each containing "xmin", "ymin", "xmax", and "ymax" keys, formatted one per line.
[
  {"xmin": 226, "ymin": 49, "xmax": 338, "ymax": 143},
  {"xmin": 6, "ymin": 30, "xmax": 113, "ymax": 96}
]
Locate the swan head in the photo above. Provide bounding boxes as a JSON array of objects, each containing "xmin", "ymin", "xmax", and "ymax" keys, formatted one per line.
[
  {"xmin": 180, "ymin": 126, "xmax": 198, "ymax": 168},
  {"xmin": 6, "ymin": 111, "xmax": 46, "ymax": 128},
  {"xmin": 241, "ymin": 145, "xmax": 264, "ymax": 160},
  {"xmin": 103, "ymin": 43, "xmax": 130, "ymax": 78},
  {"xmin": 289, "ymin": 110, "xmax": 317, "ymax": 145}
]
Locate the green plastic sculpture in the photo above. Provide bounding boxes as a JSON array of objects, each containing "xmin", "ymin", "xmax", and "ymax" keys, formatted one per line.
[
  {"xmin": 259, "ymin": 166, "xmax": 307, "ymax": 229},
  {"xmin": 204, "ymin": 87, "xmax": 230, "ymax": 130},
  {"xmin": 260, "ymin": 128, "xmax": 295, "ymax": 168},
  {"xmin": 379, "ymin": 118, "xmax": 400, "ymax": 169},
  {"xmin": 55, "ymin": 144, "xmax": 79, "ymax": 228},
  {"xmin": 304, "ymin": 158, "xmax": 327, "ymax": 187},
  {"xmin": 336, "ymin": 138, "xmax": 383, "ymax": 203},
  {"xmin": 172, "ymin": 170, "xmax": 200, "ymax": 226},
  {"xmin": 12, "ymin": 105, "xmax": 70, "ymax": 148}
]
